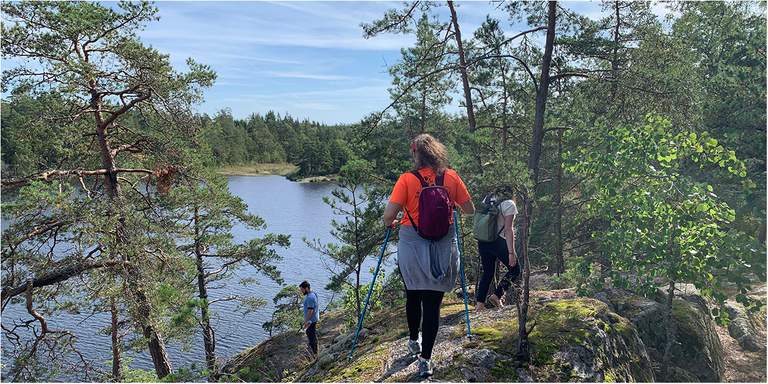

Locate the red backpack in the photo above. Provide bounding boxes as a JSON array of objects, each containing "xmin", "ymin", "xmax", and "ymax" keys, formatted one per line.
[{"xmin": 404, "ymin": 170, "xmax": 452, "ymax": 241}]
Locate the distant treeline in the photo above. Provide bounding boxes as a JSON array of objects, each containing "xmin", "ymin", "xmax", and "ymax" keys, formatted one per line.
[{"xmin": 202, "ymin": 110, "xmax": 352, "ymax": 178}]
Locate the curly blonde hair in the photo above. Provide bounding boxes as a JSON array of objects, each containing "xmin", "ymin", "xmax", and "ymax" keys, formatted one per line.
[{"xmin": 411, "ymin": 133, "xmax": 449, "ymax": 173}]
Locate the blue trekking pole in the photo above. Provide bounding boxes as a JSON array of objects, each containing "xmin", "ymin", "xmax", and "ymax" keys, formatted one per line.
[
  {"xmin": 348, "ymin": 226, "xmax": 392, "ymax": 359},
  {"xmin": 454, "ymin": 209, "xmax": 472, "ymax": 338}
]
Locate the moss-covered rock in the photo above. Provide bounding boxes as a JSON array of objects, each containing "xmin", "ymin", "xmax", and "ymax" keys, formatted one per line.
[
  {"xmin": 597, "ymin": 288, "xmax": 726, "ymax": 382},
  {"xmin": 725, "ymin": 300, "xmax": 765, "ymax": 352},
  {"xmin": 525, "ymin": 298, "xmax": 654, "ymax": 382},
  {"xmin": 225, "ymin": 294, "xmax": 662, "ymax": 382}
]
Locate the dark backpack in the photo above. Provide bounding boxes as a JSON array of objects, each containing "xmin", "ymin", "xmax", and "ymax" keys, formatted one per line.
[{"xmin": 404, "ymin": 170, "xmax": 452, "ymax": 241}]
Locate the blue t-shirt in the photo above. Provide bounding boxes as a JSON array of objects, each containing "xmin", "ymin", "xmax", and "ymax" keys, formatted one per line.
[{"xmin": 303, "ymin": 292, "xmax": 319, "ymax": 323}]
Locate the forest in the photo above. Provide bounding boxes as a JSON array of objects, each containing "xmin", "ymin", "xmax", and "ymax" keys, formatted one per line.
[
  {"xmin": 0, "ymin": 0, "xmax": 766, "ymax": 383},
  {"xmin": 200, "ymin": 111, "xmax": 352, "ymax": 178}
]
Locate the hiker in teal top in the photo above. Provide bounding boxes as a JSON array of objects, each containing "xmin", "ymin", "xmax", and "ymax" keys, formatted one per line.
[
  {"xmin": 300, "ymin": 281, "xmax": 319, "ymax": 356},
  {"xmin": 474, "ymin": 192, "xmax": 522, "ymax": 312}
]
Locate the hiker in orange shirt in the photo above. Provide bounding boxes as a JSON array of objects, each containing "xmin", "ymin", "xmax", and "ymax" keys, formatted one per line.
[{"xmin": 382, "ymin": 133, "xmax": 474, "ymax": 378}]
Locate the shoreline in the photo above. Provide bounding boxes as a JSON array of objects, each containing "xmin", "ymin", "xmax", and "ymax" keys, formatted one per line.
[
  {"xmin": 216, "ymin": 163, "xmax": 338, "ymax": 183},
  {"xmin": 216, "ymin": 163, "xmax": 298, "ymax": 177}
]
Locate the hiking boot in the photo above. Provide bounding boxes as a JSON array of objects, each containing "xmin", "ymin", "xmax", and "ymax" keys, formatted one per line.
[
  {"xmin": 408, "ymin": 338, "xmax": 421, "ymax": 356},
  {"xmin": 417, "ymin": 357, "xmax": 433, "ymax": 377},
  {"xmin": 488, "ymin": 294, "xmax": 503, "ymax": 308}
]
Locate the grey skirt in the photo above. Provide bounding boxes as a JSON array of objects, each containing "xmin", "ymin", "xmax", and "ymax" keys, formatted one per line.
[{"xmin": 397, "ymin": 225, "xmax": 459, "ymax": 292}]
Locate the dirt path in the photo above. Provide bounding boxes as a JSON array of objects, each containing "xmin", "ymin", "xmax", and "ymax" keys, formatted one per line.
[{"xmin": 716, "ymin": 323, "xmax": 767, "ymax": 382}]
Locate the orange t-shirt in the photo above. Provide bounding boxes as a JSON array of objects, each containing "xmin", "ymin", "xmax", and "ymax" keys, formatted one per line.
[{"xmin": 389, "ymin": 167, "xmax": 471, "ymax": 227}]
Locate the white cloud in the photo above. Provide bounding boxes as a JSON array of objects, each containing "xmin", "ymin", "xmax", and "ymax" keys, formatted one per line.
[{"xmin": 264, "ymin": 71, "xmax": 352, "ymax": 80}]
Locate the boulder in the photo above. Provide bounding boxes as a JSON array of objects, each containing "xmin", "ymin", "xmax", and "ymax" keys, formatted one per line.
[
  {"xmin": 329, "ymin": 329, "xmax": 367, "ymax": 354},
  {"xmin": 456, "ymin": 348, "xmax": 500, "ymax": 382},
  {"xmin": 317, "ymin": 352, "xmax": 339, "ymax": 370},
  {"xmin": 597, "ymin": 288, "xmax": 726, "ymax": 382},
  {"xmin": 725, "ymin": 300, "xmax": 765, "ymax": 352},
  {"xmin": 526, "ymin": 298, "xmax": 655, "ymax": 382}
]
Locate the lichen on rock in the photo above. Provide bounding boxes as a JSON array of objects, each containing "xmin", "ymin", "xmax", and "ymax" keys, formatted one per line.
[
  {"xmin": 725, "ymin": 300, "xmax": 765, "ymax": 352},
  {"xmin": 223, "ymin": 286, "xmax": 757, "ymax": 383},
  {"xmin": 597, "ymin": 287, "xmax": 726, "ymax": 382}
]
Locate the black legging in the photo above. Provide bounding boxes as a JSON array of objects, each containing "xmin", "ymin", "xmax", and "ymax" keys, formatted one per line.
[
  {"xmin": 405, "ymin": 290, "xmax": 444, "ymax": 360},
  {"xmin": 476, "ymin": 235, "xmax": 522, "ymax": 304}
]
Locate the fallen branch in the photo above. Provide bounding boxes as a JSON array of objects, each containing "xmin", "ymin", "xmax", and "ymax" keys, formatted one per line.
[
  {"xmin": 2, "ymin": 260, "xmax": 129, "ymax": 302},
  {"xmin": 2, "ymin": 168, "xmax": 153, "ymax": 189}
]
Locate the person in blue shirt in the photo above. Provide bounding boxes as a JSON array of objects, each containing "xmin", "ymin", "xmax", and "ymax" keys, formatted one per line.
[{"xmin": 300, "ymin": 280, "xmax": 319, "ymax": 356}]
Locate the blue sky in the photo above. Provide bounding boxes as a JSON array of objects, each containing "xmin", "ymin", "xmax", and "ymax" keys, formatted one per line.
[{"xmin": 136, "ymin": 1, "xmax": 662, "ymax": 124}]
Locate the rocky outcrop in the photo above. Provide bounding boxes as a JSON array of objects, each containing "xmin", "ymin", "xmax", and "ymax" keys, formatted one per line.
[
  {"xmin": 724, "ymin": 300, "xmax": 765, "ymax": 352},
  {"xmin": 224, "ymin": 285, "xmax": 759, "ymax": 383},
  {"xmin": 524, "ymin": 298, "xmax": 654, "ymax": 382},
  {"xmin": 596, "ymin": 288, "xmax": 725, "ymax": 382},
  {"xmin": 293, "ymin": 296, "xmax": 655, "ymax": 383}
]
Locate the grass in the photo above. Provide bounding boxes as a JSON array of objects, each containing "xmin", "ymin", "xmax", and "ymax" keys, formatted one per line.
[{"xmin": 216, "ymin": 163, "xmax": 298, "ymax": 176}]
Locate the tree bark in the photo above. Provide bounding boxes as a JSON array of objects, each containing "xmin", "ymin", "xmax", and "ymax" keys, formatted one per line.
[
  {"xmin": 611, "ymin": 0, "xmax": 621, "ymax": 99},
  {"xmin": 419, "ymin": 90, "xmax": 427, "ymax": 133},
  {"xmin": 528, "ymin": 1, "xmax": 557, "ymax": 184},
  {"xmin": 195, "ymin": 206, "xmax": 218, "ymax": 381},
  {"xmin": 553, "ymin": 128, "xmax": 564, "ymax": 275},
  {"xmin": 1, "ymin": 260, "xmax": 126, "ymax": 301},
  {"xmin": 661, "ymin": 280, "xmax": 676, "ymax": 379},
  {"xmin": 518, "ymin": 0, "xmax": 557, "ymax": 363},
  {"xmin": 91, "ymin": 87, "xmax": 172, "ymax": 378},
  {"xmin": 111, "ymin": 299, "xmax": 122, "ymax": 381},
  {"xmin": 447, "ymin": 0, "xmax": 476, "ymax": 132},
  {"xmin": 500, "ymin": 58, "xmax": 510, "ymax": 148},
  {"xmin": 355, "ymin": 269, "xmax": 362, "ymax": 320},
  {"xmin": 515, "ymin": 193, "xmax": 533, "ymax": 362}
]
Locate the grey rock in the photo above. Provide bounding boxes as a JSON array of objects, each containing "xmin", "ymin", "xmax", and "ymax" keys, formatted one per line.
[
  {"xmin": 317, "ymin": 352, "xmax": 338, "ymax": 369},
  {"xmin": 516, "ymin": 368, "xmax": 533, "ymax": 382},
  {"xmin": 554, "ymin": 345, "xmax": 600, "ymax": 381},
  {"xmin": 455, "ymin": 348, "xmax": 500, "ymax": 381},
  {"xmin": 465, "ymin": 348, "xmax": 498, "ymax": 369},
  {"xmin": 453, "ymin": 348, "xmax": 499, "ymax": 383},
  {"xmin": 725, "ymin": 300, "xmax": 765, "ymax": 352},
  {"xmin": 598, "ymin": 288, "xmax": 725, "ymax": 382}
]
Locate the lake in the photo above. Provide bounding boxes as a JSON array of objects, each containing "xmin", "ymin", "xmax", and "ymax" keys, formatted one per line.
[{"xmin": 1, "ymin": 175, "xmax": 396, "ymax": 381}]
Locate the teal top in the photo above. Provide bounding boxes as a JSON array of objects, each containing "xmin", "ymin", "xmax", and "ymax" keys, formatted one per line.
[{"xmin": 303, "ymin": 291, "xmax": 319, "ymax": 323}]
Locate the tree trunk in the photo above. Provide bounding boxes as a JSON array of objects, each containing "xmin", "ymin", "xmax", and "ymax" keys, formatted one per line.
[
  {"xmin": 527, "ymin": 0, "xmax": 557, "ymax": 184},
  {"xmin": 518, "ymin": 0, "xmax": 557, "ymax": 363},
  {"xmin": 92, "ymin": 95, "xmax": 172, "ymax": 378},
  {"xmin": 553, "ymin": 128, "xmax": 564, "ymax": 275},
  {"xmin": 355, "ymin": 269, "xmax": 362, "ymax": 320},
  {"xmin": 447, "ymin": 0, "xmax": 476, "ymax": 132},
  {"xmin": 419, "ymin": 90, "xmax": 427, "ymax": 133},
  {"xmin": 111, "ymin": 299, "xmax": 121, "ymax": 381},
  {"xmin": 611, "ymin": 0, "xmax": 621, "ymax": 99},
  {"xmin": 500, "ymin": 68, "xmax": 510, "ymax": 149},
  {"xmin": 496, "ymin": 43, "xmax": 510, "ymax": 148},
  {"xmin": 661, "ymin": 280, "xmax": 676, "ymax": 379},
  {"xmin": 194, "ymin": 206, "xmax": 218, "ymax": 381},
  {"xmin": 515, "ymin": 193, "xmax": 533, "ymax": 363}
]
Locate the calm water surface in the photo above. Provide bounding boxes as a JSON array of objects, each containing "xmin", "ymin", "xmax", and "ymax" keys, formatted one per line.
[{"xmin": 1, "ymin": 175, "xmax": 395, "ymax": 381}]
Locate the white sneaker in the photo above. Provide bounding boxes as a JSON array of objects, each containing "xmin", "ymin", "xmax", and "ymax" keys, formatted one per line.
[
  {"xmin": 418, "ymin": 356, "xmax": 433, "ymax": 377},
  {"xmin": 408, "ymin": 338, "xmax": 421, "ymax": 356}
]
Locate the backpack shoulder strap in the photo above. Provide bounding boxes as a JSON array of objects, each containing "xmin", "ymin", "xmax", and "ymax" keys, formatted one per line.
[
  {"xmin": 435, "ymin": 170, "xmax": 445, "ymax": 187},
  {"xmin": 410, "ymin": 170, "xmax": 428, "ymax": 187}
]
